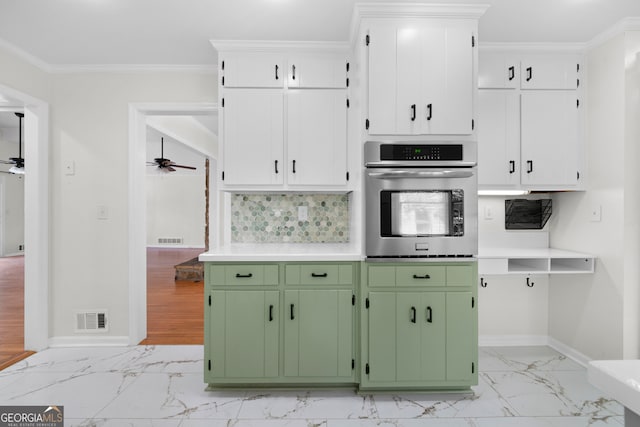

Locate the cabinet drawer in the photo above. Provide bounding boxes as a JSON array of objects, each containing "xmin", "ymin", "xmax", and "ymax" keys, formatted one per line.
[
  {"xmin": 395, "ymin": 266, "xmax": 446, "ymax": 286},
  {"xmin": 446, "ymin": 265, "xmax": 474, "ymax": 286},
  {"xmin": 285, "ymin": 264, "xmax": 353, "ymax": 285},
  {"xmin": 367, "ymin": 265, "xmax": 446, "ymax": 287},
  {"xmin": 209, "ymin": 264, "xmax": 279, "ymax": 286}
]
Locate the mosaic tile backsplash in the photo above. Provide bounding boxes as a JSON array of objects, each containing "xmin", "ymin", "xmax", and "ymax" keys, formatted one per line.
[{"xmin": 231, "ymin": 194, "xmax": 350, "ymax": 243}]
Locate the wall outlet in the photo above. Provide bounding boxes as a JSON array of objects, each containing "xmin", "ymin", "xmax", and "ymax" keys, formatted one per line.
[
  {"xmin": 97, "ymin": 205, "xmax": 109, "ymax": 220},
  {"xmin": 64, "ymin": 160, "xmax": 75, "ymax": 176}
]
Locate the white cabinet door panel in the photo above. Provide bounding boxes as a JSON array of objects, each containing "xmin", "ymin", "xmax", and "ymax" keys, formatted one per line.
[
  {"xmin": 478, "ymin": 52, "xmax": 518, "ymax": 89},
  {"xmin": 520, "ymin": 55, "xmax": 579, "ymax": 90},
  {"xmin": 223, "ymin": 90, "xmax": 284, "ymax": 185},
  {"xmin": 287, "ymin": 90, "xmax": 347, "ymax": 186},
  {"xmin": 478, "ymin": 90, "xmax": 520, "ymax": 187},
  {"xmin": 521, "ymin": 91, "xmax": 578, "ymax": 186},
  {"xmin": 287, "ymin": 56, "xmax": 347, "ymax": 88},
  {"xmin": 368, "ymin": 24, "xmax": 398, "ymax": 135},
  {"xmin": 396, "ymin": 26, "xmax": 424, "ymax": 135},
  {"xmin": 223, "ymin": 55, "xmax": 284, "ymax": 88}
]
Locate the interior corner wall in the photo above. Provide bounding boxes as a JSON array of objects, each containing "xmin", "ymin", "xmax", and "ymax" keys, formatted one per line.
[
  {"xmin": 0, "ymin": 48, "xmax": 51, "ymax": 102},
  {"xmin": 49, "ymin": 71, "xmax": 216, "ymax": 340},
  {"xmin": 623, "ymin": 31, "xmax": 640, "ymax": 359},
  {"xmin": 548, "ymin": 34, "xmax": 626, "ymax": 360}
]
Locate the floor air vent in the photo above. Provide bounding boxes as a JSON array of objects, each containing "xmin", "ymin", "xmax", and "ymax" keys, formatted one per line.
[
  {"xmin": 158, "ymin": 237, "xmax": 183, "ymax": 245},
  {"xmin": 75, "ymin": 311, "xmax": 108, "ymax": 332}
]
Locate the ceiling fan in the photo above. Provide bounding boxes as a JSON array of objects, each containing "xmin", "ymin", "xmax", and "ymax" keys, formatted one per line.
[
  {"xmin": 0, "ymin": 112, "xmax": 25, "ymax": 175},
  {"xmin": 147, "ymin": 137, "xmax": 197, "ymax": 172}
]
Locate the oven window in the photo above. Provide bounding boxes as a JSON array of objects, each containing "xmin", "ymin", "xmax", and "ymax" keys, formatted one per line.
[{"xmin": 380, "ymin": 190, "xmax": 464, "ymax": 237}]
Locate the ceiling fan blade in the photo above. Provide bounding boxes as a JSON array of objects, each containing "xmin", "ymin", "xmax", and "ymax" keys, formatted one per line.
[
  {"xmin": 166, "ymin": 166, "xmax": 176, "ymax": 172},
  {"xmin": 0, "ymin": 159, "xmax": 14, "ymax": 165},
  {"xmin": 171, "ymin": 164, "xmax": 197, "ymax": 170}
]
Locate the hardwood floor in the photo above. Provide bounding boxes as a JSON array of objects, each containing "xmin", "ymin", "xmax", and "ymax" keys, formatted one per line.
[
  {"xmin": 0, "ymin": 248, "xmax": 203, "ymax": 370},
  {"xmin": 0, "ymin": 255, "xmax": 25, "ymax": 368},
  {"xmin": 140, "ymin": 247, "xmax": 204, "ymax": 345}
]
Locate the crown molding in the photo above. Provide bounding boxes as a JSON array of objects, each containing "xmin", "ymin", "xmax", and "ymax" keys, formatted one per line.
[
  {"xmin": 587, "ymin": 17, "xmax": 640, "ymax": 50},
  {"xmin": 479, "ymin": 42, "xmax": 587, "ymax": 53},
  {"xmin": 210, "ymin": 40, "xmax": 351, "ymax": 54}
]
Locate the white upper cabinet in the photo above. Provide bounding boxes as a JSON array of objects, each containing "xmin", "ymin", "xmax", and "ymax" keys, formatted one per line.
[
  {"xmin": 520, "ymin": 91, "xmax": 579, "ymax": 186},
  {"xmin": 287, "ymin": 56, "xmax": 347, "ymax": 88},
  {"xmin": 368, "ymin": 20, "xmax": 476, "ymax": 136},
  {"xmin": 477, "ymin": 90, "xmax": 520, "ymax": 187},
  {"xmin": 222, "ymin": 89, "xmax": 284, "ymax": 185},
  {"xmin": 520, "ymin": 54, "xmax": 580, "ymax": 90},
  {"xmin": 287, "ymin": 90, "xmax": 347, "ymax": 186},
  {"xmin": 222, "ymin": 54, "xmax": 284, "ymax": 88},
  {"xmin": 478, "ymin": 51, "xmax": 519, "ymax": 89}
]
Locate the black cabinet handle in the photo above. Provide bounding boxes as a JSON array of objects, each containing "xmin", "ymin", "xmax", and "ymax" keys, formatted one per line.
[
  {"xmin": 527, "ymin": 160, "xmax": 533, "ymax": 174},
  {"xmin": 426, "ymin": 306, "xmax": 433, "ymax": 323},
  {"xmin": 410, "ymin": 307, "xmax": 416, "ymax": 323},
  {"xmin": 311, "ymin": 273, "xmax": 328, "ymax": 278},
  {"xmin": 290, "ymin": 303, "xmax": 295, "ymax": 320},
  {"xmin": 274, "ymin": 160, "xmax": 279, "ymax": 174},
  {"xmin": 509, "ymin": 160, "xmax": 516, "ymax": 174},
  {"xmin": 410, "ymin": 104, "xmax": 416, "ymax": 121},
  {"xmin": 526, "ymin": 66, "xmax": 532, "ymax": 82},
  {"xmin": 426, "ymin": 103, "xmax": 433, "ymax": 121},
  {"xmin": 413, "ymin": 274, "xmax": 431, "ymax": 279},
  {"xmin": 508, "ymin": 66, "xmax": 515, "ymax": 81},
  {"xmin": 269, "ymin": 304, "xmax": 274, "ymax": 322},
  {"xmin": 292, "ymin": 160, "xmax": 296, "ymax": 174},
  {"xmin": 292, "ymin": 64, "xmax": 296, "ymax": 80},
  {"xmin": 275, "ymin": 64, "xmax": 279, "ymax": 80},
  {"xmin": 235, "ymin": 273, "xmax": 253, "ymax": 278}
]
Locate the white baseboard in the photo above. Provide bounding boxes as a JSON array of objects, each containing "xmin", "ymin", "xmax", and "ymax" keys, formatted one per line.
[
  {"xmin": 479, "ymin": 334, "xmax": 549, "ymax": 347},
  {"xmin": 48, "ymin": 336, "xmax": 130, "ymax": 347},
  {"xmin": 548, "ymin": 336, "xmax": 591, "ymax": 368}
]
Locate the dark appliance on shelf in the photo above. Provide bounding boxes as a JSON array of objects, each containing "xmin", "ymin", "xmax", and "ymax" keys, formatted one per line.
[{"xmin": 505, "ymin": 199, "xmax": 552, "ymax": 230}]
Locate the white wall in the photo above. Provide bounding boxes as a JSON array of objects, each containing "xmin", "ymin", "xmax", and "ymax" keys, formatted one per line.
[
  {"xmin": 47, "ymin": 71, "xmax": 216, "ymax": 340},
  {"xmin": 548, "ymin": 33, "xmax": 629, "ymax": 360}
]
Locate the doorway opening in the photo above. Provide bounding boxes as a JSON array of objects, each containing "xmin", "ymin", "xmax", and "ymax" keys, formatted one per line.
[{"xmin": 128, "ymin": 103, "xmax": 217, "ymax": 345}]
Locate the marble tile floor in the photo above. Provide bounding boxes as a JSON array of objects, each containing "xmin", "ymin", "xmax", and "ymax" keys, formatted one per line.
[{"xmin": 0, "ymin": 345, "xmax": 624, "ymax": 427}]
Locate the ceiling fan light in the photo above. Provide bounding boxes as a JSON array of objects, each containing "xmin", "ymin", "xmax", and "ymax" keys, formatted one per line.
[{"xmin": 9, "ymin": 165, "xmax": 25, "ymax": 174}]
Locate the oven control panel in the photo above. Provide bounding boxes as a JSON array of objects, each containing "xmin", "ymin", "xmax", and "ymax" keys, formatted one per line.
[{"xmin": 380, "ymin": 144, "xmax": 463, "ymax": 161}]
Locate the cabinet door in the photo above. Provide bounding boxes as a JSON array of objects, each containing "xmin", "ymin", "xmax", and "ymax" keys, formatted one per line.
[
  {"xmin": 520, "ymin": 55, "xmax": 579, "ymax": 90},
  {"xmin": 478, "ymin": 90, "xmax": 520, "ymax": 187},
  {"xmin": 209, "ymin": 290, "xmax": 279, "ymax": 378},
  {"xmin": 478, "ymin": 51, "xmax": 519, "ymax": 89},
  {"xmin": 520, "ymin": 91, "xmax": 579, "ymax": 187},
  {"xmin": 445, "ymin": 291, "xmax": 476, "ymax": 381},
  {"xmin": 421, "ymin": 22, "xmax": 474, "ymax": 135},
  {"xmin": 287, "ymin": 90, "xmax": 347, "ymax": 186},
  {"xmin": 396, "ymin": 26, "xmax": 424, "ymax": 135},
  {"xmin": 367, "ymin": 24, "xmax": 398, "ymax": 135},
  {"xmin": 284, "ymin": 290, "xmax": 353, "ymax": 378},
  {"xmin": 367, "ymin": 292, "xmax": 397, "ymax": 382},
  {"xmin": 223, "ymin": 54, "xmax": 284, "ymax": 88},
  {"xmin": 222, "ymin": 89, "xmax": 284, "ymax": 185},
  {"xmin": 287, "ymin": 56, "xmax": 347, "ymax": 88}
]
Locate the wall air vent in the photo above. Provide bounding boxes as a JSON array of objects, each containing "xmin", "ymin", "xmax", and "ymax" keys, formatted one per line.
[
  {"xmin": 158, "ymin": 237, "xmax": 183, "ymax": 245},
  {"xmin": 75, "ymin": 311, "xmax": 108, "ymax": 332}
]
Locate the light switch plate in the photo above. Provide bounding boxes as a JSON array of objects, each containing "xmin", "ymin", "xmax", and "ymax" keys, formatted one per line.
[
  {"xmin": 590, "ymin": 205, "xmax": 602, "ymax": 222},
  {"xmin": 64, "ymin": 160, "xmax": 75, "ymax": 176}
]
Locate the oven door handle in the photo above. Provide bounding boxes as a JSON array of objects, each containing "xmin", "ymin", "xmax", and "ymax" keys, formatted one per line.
[{"xmin": 366, "ymin": 170, "xmax": 474, "ymax": 179}]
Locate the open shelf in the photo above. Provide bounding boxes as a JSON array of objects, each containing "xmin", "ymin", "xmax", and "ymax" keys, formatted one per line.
[
  {"xmin": 550, "ymin": 258, "xmax": 595, "ymax": 273},
  {"xmin": 479, "ymin": 248, "xmax": 595, "ymax": 275},
  {"xmin": 507, "ymin": 258, "xmax": 549, "ymax": 273}
]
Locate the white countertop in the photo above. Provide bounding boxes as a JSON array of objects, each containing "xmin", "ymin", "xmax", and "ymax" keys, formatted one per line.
[
  {"xmin": 479, "ymin": 247, "xmax": 594, "ymax": 259},
  {"xmin": 588, "ymin": 360, "xmax": 640, "ymax": 415},
  {"xmin": 198, "ymin": 243, "xmax": 364, "ymax": 262}
]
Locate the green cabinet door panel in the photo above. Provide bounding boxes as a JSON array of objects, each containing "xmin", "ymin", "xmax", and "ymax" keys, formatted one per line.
[
  {"xmin": 285, "ymin": 264, "xmax": 353, "ymax": 285},
  {"xmin": 396, "ymin": 293, "xmax": 422, "ymax": 381},
  {"xmin": 446, "ymin": 291, "xmax": 475, "ymax": 382},
  {"xmin": 367, "ymin": 292, "xmax": 397, "ymax": 382},
  {"xmin": 209, "ymin": 264, "xmax": 279, "ymax": 287},
  {"xmin": 395, "ymin": 266, "xmax": 446, "ymax": 286},
  {"xmin": 284, "ymin": 289, "xmax": 353, "ymax": 378},
  {"xmin": 421, "ymin": 292, "xmax": 446, "ymax": 381},
  {"xmin": 368, "ymin": 265, "xmax": 397, "ymax": 287},
  {"xmin": 210, "ymin": 290, "xmax": 279, "ymax": 378}
]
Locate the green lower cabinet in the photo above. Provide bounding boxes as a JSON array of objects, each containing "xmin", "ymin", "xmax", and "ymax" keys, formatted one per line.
[
  {"xmin": 284, "ymin": 290, "xmax": 353, "ymax": 378},
  {"xmin": 361, "ymin": 262, "xmax": 478, "ymax": 391},
  {"xmin": 208, "ymin": 290, "xmax": 279, "ymax": 380}
]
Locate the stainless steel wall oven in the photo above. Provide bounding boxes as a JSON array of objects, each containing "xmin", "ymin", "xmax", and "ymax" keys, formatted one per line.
[{"xmin": 365, "ymin": 141, "xmax": 478, "ymax": 259}]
